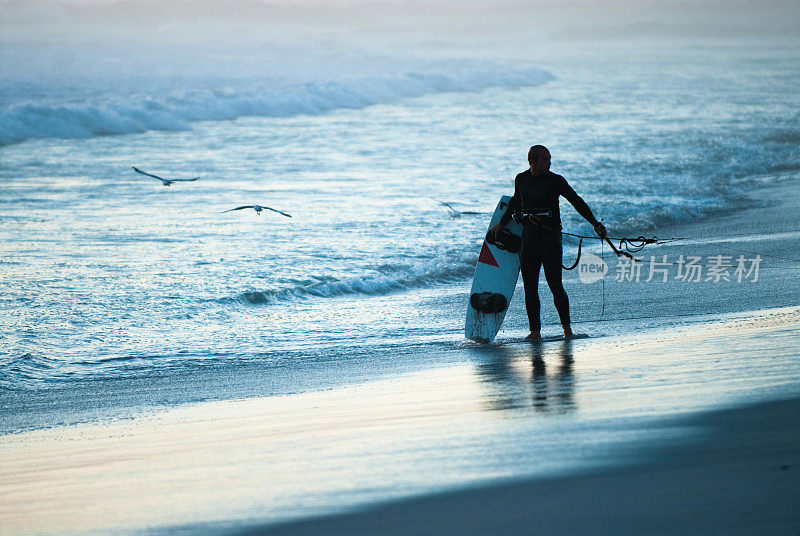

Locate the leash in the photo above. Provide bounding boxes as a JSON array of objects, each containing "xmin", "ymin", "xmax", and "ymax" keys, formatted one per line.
[
  {"xmin": 562, "ymin": 238, "xmax": 583, "ymax": 270},
  {"xmin": 559, "ymin": 230, "xmax": 687, "ymax": 324},
  {"xmin": 599, "ymin": 238, "xmax": 606, "ymax": 321},
  {"xmin": 560, "ymin": 232, "xmax": 684, "ymax": 270}
]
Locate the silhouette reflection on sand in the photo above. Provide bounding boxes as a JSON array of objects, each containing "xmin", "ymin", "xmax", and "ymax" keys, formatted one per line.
[{"xmin": 470, "ymin": 339, "xmax": 576, "ymax": 415}]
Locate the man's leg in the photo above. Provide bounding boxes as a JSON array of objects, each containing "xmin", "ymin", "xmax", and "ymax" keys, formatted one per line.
[
  {"xmin": 520, "ymin": 240, "xmax": 544, "ymax": 338},
  {"xmin": 542, "ymin": 238, "xmax": 572, "ymax": 337}
]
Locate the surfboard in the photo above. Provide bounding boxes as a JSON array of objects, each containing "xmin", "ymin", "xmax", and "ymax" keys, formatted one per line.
[{"xmin": 465, "ymin": 195, "xmax": 523, "ymax": 342}]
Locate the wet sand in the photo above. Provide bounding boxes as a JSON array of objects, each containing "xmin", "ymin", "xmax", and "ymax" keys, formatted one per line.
[
  {"xmin": 238, "ymin": 396, "xmax": 800, "ymax": 536},
  {"xmin": 1, "ymin": 306, "xmax": 799, "ymax": 535}
]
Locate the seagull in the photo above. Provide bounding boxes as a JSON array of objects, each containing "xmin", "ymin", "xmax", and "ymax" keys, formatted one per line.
[
  {"xmin": 429, "ymin": 197, "xmax": 485, "ymax": 219},
  {"xmin": 221, "ymin": 205, "xmax": 292, "ymax": 218},
  {"xmin": 132, "ymin": 166, "xmax": 199, "ymax": 186}
]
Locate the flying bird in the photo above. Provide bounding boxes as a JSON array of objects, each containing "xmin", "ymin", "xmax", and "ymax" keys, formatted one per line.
[
  {"xmin": 429, "ymin": 197, "xmax": 485, "ymax": 219},
  {"xmin": 221, "ymin": 205, "xmax": 292, "ymax": 218},
  {"xmin": 132, "ymin": 166, "xmax": 199, "ymax": 186}
]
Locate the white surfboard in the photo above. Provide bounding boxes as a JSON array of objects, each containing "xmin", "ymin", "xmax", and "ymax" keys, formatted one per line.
[{"xmin": 465, "ymin": 195, "xmax": 524, "ymax": 342}]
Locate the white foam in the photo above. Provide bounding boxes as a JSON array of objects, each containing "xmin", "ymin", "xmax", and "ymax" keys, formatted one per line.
[
  {"xmin": 0, "ymin": 63, "xmax": 552, "ymax": 146},
  {"xmin": 238, "ymin": 251, "xmax": 477, "ymax": 305}
]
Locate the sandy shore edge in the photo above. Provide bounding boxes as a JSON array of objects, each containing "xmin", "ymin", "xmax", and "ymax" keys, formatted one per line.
[{"xmin": 226, "ymin": 395, "xmax": 800, "ymax": 536}]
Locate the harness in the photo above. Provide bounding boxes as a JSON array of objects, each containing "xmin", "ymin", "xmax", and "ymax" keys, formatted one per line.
[
  {"xmin": 513, "ymin": 209, "xmax": 591, "ymax": 269},
  {"xmin": 514, "ymin": 209, "xmax": 557, "ymax": 230}
]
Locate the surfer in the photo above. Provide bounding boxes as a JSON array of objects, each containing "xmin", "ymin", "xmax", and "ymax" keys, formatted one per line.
[{"xmin": 490, "ymin": 145, "xmax": 607, "ymax": 341}]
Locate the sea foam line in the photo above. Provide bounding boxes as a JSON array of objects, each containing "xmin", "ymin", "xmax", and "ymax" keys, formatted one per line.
[
  {"xmin": 234, "ymin": 251, "xmax": 478, "ymax": 306},
  {"xmin": 0, "ymin": 63, "xmax": 553, "ymax": 146}
]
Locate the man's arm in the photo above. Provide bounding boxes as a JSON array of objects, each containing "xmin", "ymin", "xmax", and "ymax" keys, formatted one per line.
[
  {"xmin": 496, "ymin": 176, "xmax": 521, "ymax": 229},
  {"xmin": 556, "ymin": 175, "xmax": 607, "ymax": 237}
]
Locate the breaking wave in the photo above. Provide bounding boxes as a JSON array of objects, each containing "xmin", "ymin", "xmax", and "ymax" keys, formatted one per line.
[
  {"xmin": 234, "ymin": 251, "xmax": 478, "ymax": 305},
  {"xmin": 0, "ymin": 62, "xmax": 552, "ymax": 146}
]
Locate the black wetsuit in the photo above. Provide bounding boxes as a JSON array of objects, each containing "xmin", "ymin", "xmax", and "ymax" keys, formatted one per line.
[{"xmin": 497, "ymin": 169, "xmax": 599, "ymax": 332}]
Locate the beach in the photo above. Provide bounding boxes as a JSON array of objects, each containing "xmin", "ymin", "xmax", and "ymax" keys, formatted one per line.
[
  {"xmin": 238, "ymin": 397, "xmax": 800, "ymax": 536},
  {"xmin": 2, "ymin": 178, "xmax": 800, "ymax": 534},
  {"xmin": 2, "ymin": 1, "xmax": 800, "ymax": 534},
  {"xmin": 2, "ymin": 311, "xmax": 799, "ymax": 535}
]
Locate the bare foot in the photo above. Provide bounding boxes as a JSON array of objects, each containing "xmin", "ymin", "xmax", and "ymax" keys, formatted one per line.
[
  {"xmin": 524, "ymin": 331, "xmax": 541, "ymax": 341},
  {"xmin": 563, "ymin": 326, "xmax": 574, "ymax": 339}
]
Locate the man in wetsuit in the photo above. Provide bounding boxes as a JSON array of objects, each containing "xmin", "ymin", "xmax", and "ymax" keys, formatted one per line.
[{"xmin": 491, "ymin": 145, "xmax": 607, "ymax": 341}]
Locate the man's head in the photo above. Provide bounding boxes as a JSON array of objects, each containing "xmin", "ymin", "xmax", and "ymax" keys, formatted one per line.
[{"xmin": 528, "ymin": 145, "xmax": 551, "ymax": 175}]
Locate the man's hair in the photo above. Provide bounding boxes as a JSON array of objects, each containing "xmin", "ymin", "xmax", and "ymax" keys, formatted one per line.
[{"xmin": 528, "ymin": 145, "xmax": 550, "ymax": 162}]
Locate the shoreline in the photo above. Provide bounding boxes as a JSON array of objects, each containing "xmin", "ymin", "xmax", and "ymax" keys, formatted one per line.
[
  {"xmin": 2, "ymin": 304, "xmax": 799, "ymax": 535},
  {"xmin": 231, "ymin": 395, "xmax": 800, "ymax": 536}
]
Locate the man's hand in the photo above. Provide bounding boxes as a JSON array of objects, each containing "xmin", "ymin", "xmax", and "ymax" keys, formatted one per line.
[
  {"xmin": 593, "ymin": 222, "xmax": 607, "ymax": 239},
  {"xmin": 490, "ymin": 223, "xmax": 504, "ymax": 240}
]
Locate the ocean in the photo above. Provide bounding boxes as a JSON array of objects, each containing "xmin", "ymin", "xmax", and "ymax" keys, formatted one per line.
[
  {"xmin": 2, "ymin": 4, "xmax": 800, "ymax": 429},
  {"xmin": 3, "ymin": 3, "xmax": 800, "ymax": 533}
]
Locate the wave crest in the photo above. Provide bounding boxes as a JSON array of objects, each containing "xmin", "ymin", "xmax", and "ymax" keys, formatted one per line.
[
  {"xmin": 0, "ymin": 62, "xmax": 552, "ymax": 146},
  {"xmin": 234, "ymin": 252, "xmax": 477, "ymax": 305}
]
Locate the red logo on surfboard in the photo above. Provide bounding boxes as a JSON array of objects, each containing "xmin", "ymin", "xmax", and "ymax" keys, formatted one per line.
[{"xmin": 478, "ymin": 242, "xmax": 499, "ymax": 267}]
